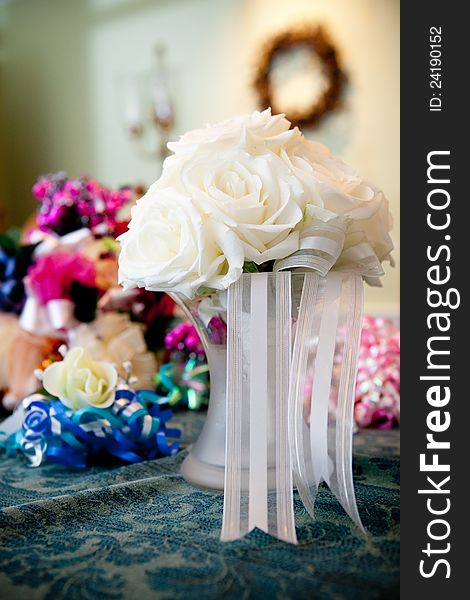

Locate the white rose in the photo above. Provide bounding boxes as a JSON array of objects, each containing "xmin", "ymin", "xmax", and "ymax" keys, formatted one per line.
[
  {"xmin": 167, "ymin": 108, "xmax": 302, "ymax": 157},
  {"xmin": 160, "ymin": 149, "xmax": 304, "ymax": 264},
  {"xmin": 339, "ymin": 191, "xmax": 394, "ymax": 265},
  {"xmin": 284, "ymin": 138, "xmax": 393, "ymax": 265},
  {"xmin": 118, "ymin": 188, "xmax": 243, "ymax": 298},
  {"xmin": 284, "ymin": 138, "xmax": 376, "ymax": 210},
  {"xmin": 42, "ymin": 346, "xmax": 117, "ymax": 410},
  {"xmin": 118, "ymin": 111, "xmax": 393, "ymax": 296}
]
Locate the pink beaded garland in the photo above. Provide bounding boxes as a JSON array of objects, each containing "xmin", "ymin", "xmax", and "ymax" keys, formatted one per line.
[{"xmin": 354, "ymin": 316, "xmax": 400, "ymax": 429}]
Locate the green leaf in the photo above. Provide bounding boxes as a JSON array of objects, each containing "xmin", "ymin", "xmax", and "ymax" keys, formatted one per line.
[
  {"xmin": 243, "ymin": 261, "xmax": 259, "ymax": 273},
  {"xmin": 102, "ymin": 237, "xmax": 120, "ymax": 253},
  {"xmin": 198, "ymin": 287, "xmax": 217, "ymax": 297},
  {"xmin": 6, "ymin": 227, "xmax": 21, "ymax": 246},
  {"xmin": 0, "ymin": 233, "xmax": 16, "ymax": 255}
]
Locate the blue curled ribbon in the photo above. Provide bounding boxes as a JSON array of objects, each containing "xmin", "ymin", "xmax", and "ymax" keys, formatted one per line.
[
  {"xmin": 0, "ymin": 238, "xmax": 37, "ymax": 314},
  {"xmin": 0, "ymin": 388, "xmax": 181, "ymax": 468}
]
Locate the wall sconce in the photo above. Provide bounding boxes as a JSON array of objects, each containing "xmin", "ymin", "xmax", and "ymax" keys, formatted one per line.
[{"xmin": 119, "ymin": 44, "xmax": 175, "ymax": 162}]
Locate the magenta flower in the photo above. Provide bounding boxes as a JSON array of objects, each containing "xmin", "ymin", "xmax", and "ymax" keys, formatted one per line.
[
  {"xmin": 28, "ymin": 252, "xmax": 96, "ymax": 304},
  {"xmin": 32, "ymin": 173, "xmax": 132, "ymax": 236},
  {"xmin": 165, "ymin": 322, "xmax": 205, "ymax": 355}
]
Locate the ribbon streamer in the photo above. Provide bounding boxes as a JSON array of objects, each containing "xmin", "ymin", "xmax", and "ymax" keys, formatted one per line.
[
  {"xmin": 329, "ymin": 273, "xmax": 365, "ymax": 528},
  {"xmin": 221, "ymin": 272, "xmax": 296, "ymax": 544},
  {"xmin": 288, "ymin": 272, "xmax": 365, "ymax": 530},
  {"xmin": 222, "ymin": 270, "xmax": 364, "ymax": 543}
]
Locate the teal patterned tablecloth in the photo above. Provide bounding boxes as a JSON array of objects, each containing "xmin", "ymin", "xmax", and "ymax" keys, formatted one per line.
[{"xmin": 0, "ymin": 412, "xmax": 399, "ymax": 600}]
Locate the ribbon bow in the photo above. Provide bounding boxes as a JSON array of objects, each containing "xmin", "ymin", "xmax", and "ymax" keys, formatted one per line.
[
  {"xmin": 1, "ymin": 388, "xmax": 180, "ymax": 468},
  {"xmin": 155, "ymin": 359, "xmax": 210, "ymax": 410}
]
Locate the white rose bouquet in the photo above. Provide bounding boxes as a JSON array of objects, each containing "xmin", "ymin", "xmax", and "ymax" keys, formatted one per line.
[
  {"xmin": 118, "ymin": 109, "xmax": 393, "ymax": 298},
  {"xmin": 117, "ymin": 110, "xmax": 394, "ymax": 544}
]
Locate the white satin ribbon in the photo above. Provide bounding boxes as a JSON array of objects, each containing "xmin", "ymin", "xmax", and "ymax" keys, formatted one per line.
[
  {"xmin": 221, "ymin": 274, "xmax": 243, "ymax": 541},
  {"xmin": 309, "ymin": 272, "xmax": 342, "ymax": 488},
  {"xmin": 272, "ymin": 207, "xmax": 385, "ymax": 281},
  {"xmin": 31, "ymin": 228, "xmax": 92, "ymax": 257},
  {"xmin": 222, "ymin": 270, "xmax": 364, "ymax": 543},
  {"xmin": 20, "ymin": 296, "xmax": 76, "ymax": 336},
  {"xmin": 273, "ymin": 217, "xmax": 347, "ymax": 277},
  {"xmin": 329, "ymin": 273, "xmax": 365, "ymax": 530},
  {"xmin": 288, "ymin": 271, "xmax": 365, "ymax": 532},
  {"xmin": 248, "ymin": 274, "xmax": 269, "ymax": 533},
  {"xmin": 221, "ymin": 272, "xmax": 297, "ymax": 544}
]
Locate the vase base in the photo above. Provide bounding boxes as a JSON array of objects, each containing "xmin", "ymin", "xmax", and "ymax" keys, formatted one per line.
[
  {"xmin": 181, "ymin": 452, "xmax": 225, "ymax": 491},
  {"xmin": 181, "ymin": 451, "xmax": 281, "ymax": 492}
]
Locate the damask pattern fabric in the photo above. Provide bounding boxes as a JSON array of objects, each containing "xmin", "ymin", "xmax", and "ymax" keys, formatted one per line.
[{"xmin": 0, "ymin": 413, "xmax": 399, "ymax": 599}]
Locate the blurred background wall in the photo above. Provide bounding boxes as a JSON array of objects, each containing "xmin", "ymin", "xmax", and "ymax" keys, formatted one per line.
[{"xmin": 0, "ymin": 0, "xmax": 399, "ymax": 314}]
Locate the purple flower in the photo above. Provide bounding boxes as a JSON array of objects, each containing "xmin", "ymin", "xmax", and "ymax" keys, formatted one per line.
[{"xmin": 32, "ymin": 173, "xmax": 132, "ymax": 236}]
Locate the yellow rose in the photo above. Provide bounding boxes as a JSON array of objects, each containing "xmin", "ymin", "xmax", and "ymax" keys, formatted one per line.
[{"xmin": 42, "ymin": 346, "xmax": 117, "ymax": 410}]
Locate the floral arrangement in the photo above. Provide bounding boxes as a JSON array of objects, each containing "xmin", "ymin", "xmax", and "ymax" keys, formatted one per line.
[
  {"xmin": 1, "ymin": 346, "xmax": 180, "ymax": 467},
  {"xmin": 0, "ymin": 174, "xmax": 175, "ymax": 411},
  {"xmin": 1, "ymin": 172, "xmax": 182, "ymax": 467},
  {"xmin": 117, "ymin": 109, "xmax": 398, "ymax": 433},
  {"xmin": 115, "ymin": 110, "xmax": 398, "ymax": 544},
  {"xmin": 118, "ymin": 109, "xmax": 393, "ymax": 297},
  {"xmin": 0, "ymin": 109, "xmax": 399, "ymax": 459},
  {"xmin": 33, "ymin": 172, "xmax": 132, "ymax": 237}
]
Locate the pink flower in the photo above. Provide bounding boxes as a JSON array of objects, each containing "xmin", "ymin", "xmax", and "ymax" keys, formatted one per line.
[
  {"xmin": 32, "ymin": 173, "xmax": 133, "ymax": 236},
  {"xmin": 165, "ymin": 322, "xmax": 204, "ymax": 354},
  {"xmin": 28, "ymin": 252, "xmax": 96, "ymax": 304},
  {"xmin": 63, "ymin": 180, "xmax": 80, "ymax": 198},
  {"xmin": 32, "ymin": 180, "xmax": 49, "ymax": 199}
]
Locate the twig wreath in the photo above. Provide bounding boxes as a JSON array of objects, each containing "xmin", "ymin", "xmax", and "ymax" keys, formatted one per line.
[{"xmin": 253, "ymin": 26, "xmax": 346, "ymax": 129}]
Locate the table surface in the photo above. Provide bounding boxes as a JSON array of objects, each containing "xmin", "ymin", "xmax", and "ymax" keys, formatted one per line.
[{"xmin": 0, "ymin": 412, "xmax": 399, "ymax": 600}]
